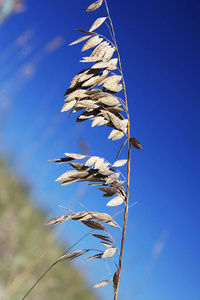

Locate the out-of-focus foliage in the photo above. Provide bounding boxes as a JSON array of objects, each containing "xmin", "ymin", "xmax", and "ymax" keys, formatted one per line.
[{"xmin": 0, "ymin": 157, "xmax": 97, "ymax": 300}]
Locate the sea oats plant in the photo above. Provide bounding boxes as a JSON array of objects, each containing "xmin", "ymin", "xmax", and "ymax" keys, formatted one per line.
[{"xmin": 47, "ymin": 1, "xmax": 142, "ymax": 299}]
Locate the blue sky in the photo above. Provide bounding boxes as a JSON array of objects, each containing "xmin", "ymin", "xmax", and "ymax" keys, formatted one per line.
[{"xmin": 0, "ymin": 0, "xmax": 200, "ymax": 299}]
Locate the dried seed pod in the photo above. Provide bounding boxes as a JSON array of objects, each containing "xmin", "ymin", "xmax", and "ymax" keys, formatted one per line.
[
  {"xmin": 76, "ymin": 28, "xmax": 97, "ymax": 35},
  {"xmin": 91, "ymin": 212, "xmax": 116, "ymax": 224},
  {"xmin": 91, "ymin": 116, "xmax": 105, "ymax": 127},
  {"xmin": 69, "ymin": 162, "xmax": 90, "ymax": 171},
  {"xmin": 86, "ymin": 0, "xmax": 103, "ymax": 12},
  {"xmin": 99, "ymin": 162, "xmax": 110, "ymax": 170},
  {"xmin": 130, "ymin": 137, "xmax": 142, "ymax": 150},
  {"xmin": 55, "ymin": 250, "xmax": 83, "ymax": 263},
  {"xmin": 103, "ymin": 46, "xmax": 115, "ymax": 60},
  {"xmin": 96, "ymin": 118, "xmax": 109, "ymax": 126},
  {"xmin": 61, "ymin": 100, "xmax": 76, "ymax": 112},
  {"xmin": 80, "ymin": 56, "xmax": 101, "ymax": 62},
  {"xmin": 59, "ymin": 170, "xmax": 89, "ymax": 182},
  {"xmin": 78, "ymin": 73, "xmax": 94, "ymax": 83},
  {"xmin": 98, "ymin": 94, "xmax": 120, "ymax": 106},
  {"xmin": 102, "ymin": 247, "xmax": 116, "ymax": 258},
  {"xmin": 111, "ymin": 181, "xmax": 125, "ymax": 189},
  {"xmin": 106, "ymin": 220, "xmax": 118, "ymax": 228},
  {"xmin": 106, "ymin": 195, "xmax": 124, "ymax": 207},
  {"xmin": 78, "ymin": 214, "xmax": 93, "ymax": 221},
  {"xmin": 112, "ymin": 159, "xmax": 127, "ymax": 167},
  {"xmin": 55, "ymin": 170, "xmax": 80, "ymax": 182},
  {"xmin": 50, "ymin": 157, "xmax": 74, "ymax": 164},
  {"xmin": 55, "ymin": 250, "xmax": 89, "ymax": 265},
  {"xmin": 91, "ymin": 61, "xmax": 110, "ymax": 69},
  {"xmin": 89, "ymin": 183, "xmax": 106, "ymax": 187},
  {"xmin": 76, "ymin": 111, "xmax": 97, "ymax": 122},
  {"xmin": 90, "ymin": 233, "xmax": 112, "ymax": 242},
  {"xmin": 107, "ymin": 58, "xmax": 118, "ymax": 70},
  {"xmin": 91, "ymin": 41, "xmax": 109, "ymax": 57},
  {"xmin": 105, "ymin": 106, "xmax": 124, "ymax": 114},
  {"xmin": 64, "ymin": 89, "xmax": 87, "ymax": 100},
  {"xmin": 71, "ymin": 211, "xmax": 89, "ymax": 220},
  {"xmin": 89, "ymin": 17, "xmax": 107, "ymax": 32},
  {"xmin": 64, "ymin": 153, "xmax": 87, "ymax": 159},
  {"xmin": 46, "ymin": 212, "xmax": 77, "ymax": 225},
  {"xmin": 103, "ymin": 82, "xmax": 123, "ymax": 93},
  {"xmin": 82, "ymin": 36, "xmax": 103, "ymax": 52},
  {"xmin": 108, "ymin": 129, "xmax": 126, "ymax": 141},
  {"xmin": 99, "ymin": 186, "xmax": 117, "ymax": 197},
  {"xmin": 69, "ymin": 35, "xmax": 91, "ymax": 46},
  {"xmin": 104, "ymin": 75, "xmax": 122, "ymax": 85},
  {"xmin": 93, "ymin": 279, "xmax": 111, "ymax": 288},
  {"xmin": 97, "ymin": 45, "xmax": 112, "ymax": 60},
  {"xmin": 77, "ymin": 100, "xmax": 99, "ymax": 109},
  {"xmin": 105, "ymin": 172, "xmax": 120, "ymax": 184},
  {"xmin": 100, "ymin": 241, "xmax": 113, "ymax": 248},
  {"xmin": 113, "ymin": 271, "xmax": 118, "ymax": 291},
  {"xmin": 61, "ymin": 179, "xmax": 79, "ymax": 186},
  {"xmin": 105, "ymin": 111, "xmax": 126, "ymax": 131},
  {"xmin": 82, "ymin": 220, "xmax": 106, "ymax": 230},
  {"xmin": 85, "ymin": 253, "xmax": 103, "ymax": 261},
  {"xmin": 98, "ymin": 168, "xmax": 114, "ymax": 176},
  {"xmin": 94, "ymin": 158, "xmax": 105, "ymax": 169},
  {"xmin": 85, "ymin": 156, "xmax": 100, "ymax": 166},
  {"xmin": 90, "ymin": 70, "xmax": 109, "ymax": 88},
  {"xmin": 81, "ymin": 76, "xmax": 101, "ymax": 87}
]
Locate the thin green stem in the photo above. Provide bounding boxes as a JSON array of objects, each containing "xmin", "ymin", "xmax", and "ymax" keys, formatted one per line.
[
  {"xmin": 104, "ymin": 1, "xmax": 131, "ymax": 299},
  {"xmin": 20, "ymin": 231, "xmax": 91, "ymax": 300}
]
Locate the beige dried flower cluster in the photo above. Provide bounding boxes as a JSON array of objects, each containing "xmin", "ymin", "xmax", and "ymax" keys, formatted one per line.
[
  {"xmin": 48, "ymin": 152, "xmax": 125, "ymax": 289},
  {"xmin": 63, "ymin": 34, "xmax": 127, "ymax": 142},
  {"xmin": 47, "ymin": 1, "xmax": 142, "ymax": 299}
]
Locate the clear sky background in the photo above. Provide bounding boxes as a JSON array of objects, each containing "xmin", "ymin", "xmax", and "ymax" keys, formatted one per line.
[{"xmin": 0, "ymin": 0, "xmax": 200, "ymax": 300}]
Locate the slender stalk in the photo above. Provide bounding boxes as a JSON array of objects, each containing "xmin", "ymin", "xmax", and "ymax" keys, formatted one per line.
[
  {"xmin": 20, "ymin": 232, "xmax": 91, "ymax": 300},
  {"xmin": 104, "ymin": 1, "xmax": 131, "ymax": 299}
]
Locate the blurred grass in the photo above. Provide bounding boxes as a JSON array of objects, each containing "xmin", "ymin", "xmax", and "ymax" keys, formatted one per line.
[{"xmin": 0, "ymin": 158, "xmax": 97, "ymax": 300}]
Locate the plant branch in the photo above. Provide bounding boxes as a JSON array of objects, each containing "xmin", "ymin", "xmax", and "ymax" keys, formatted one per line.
[
  {"xmin": 104, "ymin": 1, "xmax": 131, "ymax": 299},
  {"xmin": 20, "ymin": 232, "xmax": 91, "ymax": 300},
  {"xmin": 98, "ymin": 33, "xmax": 115, "ymax": 48}
]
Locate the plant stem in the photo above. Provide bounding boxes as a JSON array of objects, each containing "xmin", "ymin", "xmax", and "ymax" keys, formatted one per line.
[
  {"xmin": 104, "ymin": 1, "xmax": 131, "ymax": 299},
  {"xmin": 20, "ymin": 232, "xmax": 91, "ymax": 300}
]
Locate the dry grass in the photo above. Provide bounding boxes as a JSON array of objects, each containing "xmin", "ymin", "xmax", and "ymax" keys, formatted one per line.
[{"xmin": 46, "ymin": 1, "xmax": 142, "ymax": 299}]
